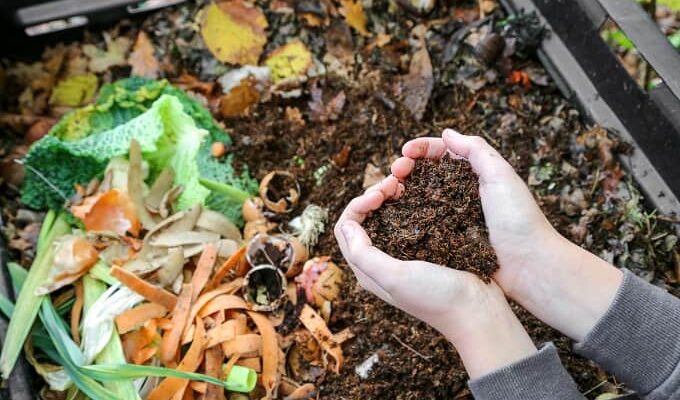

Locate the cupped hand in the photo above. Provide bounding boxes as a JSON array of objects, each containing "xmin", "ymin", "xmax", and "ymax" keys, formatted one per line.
[
  {"xmin": 334, "ymin": 176, "xmax": 517, "ymax": 343},
  {"xmin": 333, "ymin": 176, "xmax": 537, "ymax": 377},
  {"xmin": 391, "ymin": 129, "xmax": 561, "ymax": 300}
]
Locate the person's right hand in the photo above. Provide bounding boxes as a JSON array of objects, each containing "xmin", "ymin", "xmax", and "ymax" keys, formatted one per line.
[{"xmin": 392, "ymin": 129, "xmax": 623, "ymax": 341}]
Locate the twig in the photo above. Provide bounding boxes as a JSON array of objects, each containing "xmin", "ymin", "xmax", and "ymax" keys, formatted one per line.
[{"xmin": 390, "ymin": 334, "xmax": 431, "ymax": 361}]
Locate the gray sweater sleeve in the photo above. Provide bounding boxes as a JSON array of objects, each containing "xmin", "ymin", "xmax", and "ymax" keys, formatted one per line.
[
  {"xmin": 469, "ymin": 269, "xmax": 680, "ymax": 400},
  {"xmin": 574, "ymin": 269, "xmax": 680, "ymax": 400},
  {"xmin": 468, "ymin": 343, "xmax": 585, "ymax": 400}
]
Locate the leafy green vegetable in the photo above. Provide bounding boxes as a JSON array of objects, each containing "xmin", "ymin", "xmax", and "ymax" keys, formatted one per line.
[
  {"xmin": 22, "ymin": 77, "xmax": 257, "ymax": 223},
  {"xmin": 0, "ymin": 211, "xmax": 71, "ymax": 379},
  {"xmin": 24, "ymin": 95, "xmax": 210, "ymax": 210}
]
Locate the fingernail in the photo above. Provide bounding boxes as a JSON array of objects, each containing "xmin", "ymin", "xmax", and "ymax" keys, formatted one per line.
[
  {"xmin": 443, "ymin": 128, "xmax": 458, "ymax": 139},
  {"xmin": 341, "ymin": 223, "xmax": 354, "ymax": 243}
]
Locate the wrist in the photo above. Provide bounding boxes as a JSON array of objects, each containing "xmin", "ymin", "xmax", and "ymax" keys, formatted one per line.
[
  {"xmin": 440, "ymin": 284, "xmax": 537, "ymax": 379},
  {"xmin": 502, "ymin": 232, "xmax": 623, "ymax": 341}
]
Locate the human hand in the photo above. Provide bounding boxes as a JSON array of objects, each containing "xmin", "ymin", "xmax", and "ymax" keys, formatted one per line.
[
  {"xmin": 391, "ymin": 129, "xmax": 558, "ymax": 300},
  {"xmin": 393, "ymin": 129, "xmax": 622, "ymax": 341},
  {"xmin": 334, "ymin": 176, "xmax": 536, "ymax": 378}
]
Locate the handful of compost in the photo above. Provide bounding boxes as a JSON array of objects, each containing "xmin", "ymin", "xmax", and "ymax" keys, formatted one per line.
[{"xmin": 364, "ymin": 156, "xmax": 499, "ymax": 281}]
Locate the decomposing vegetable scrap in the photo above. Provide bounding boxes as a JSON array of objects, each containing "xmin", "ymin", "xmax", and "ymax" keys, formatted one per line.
[{"xmin": 2, "ymin": 71, "xmax": 346, "ymax": 398}]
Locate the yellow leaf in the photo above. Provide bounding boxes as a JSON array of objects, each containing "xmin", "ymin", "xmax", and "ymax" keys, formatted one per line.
[
  {"xmin": 49, "ymin": 74, "xmax": 98, "ymax": 107},
  {"xmin": 264, "ymin": 40, "xmax": 313, "ymax": 83},
  {"xmin": 200, "ymin": 0, "xmax": 268, "ymax": 66},
  {"xmin": 340, "ymin": 0, "xmax": 370, "ymax": 36}
]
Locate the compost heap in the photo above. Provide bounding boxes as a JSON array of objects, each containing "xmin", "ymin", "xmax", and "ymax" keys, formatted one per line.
[
  {"xmin": 364, "ymin": 156, "xmax": 498, "ymax": 281},
  {"xmin": 0, "ymin": 80, "xmax": 346, "ymax": 400}
]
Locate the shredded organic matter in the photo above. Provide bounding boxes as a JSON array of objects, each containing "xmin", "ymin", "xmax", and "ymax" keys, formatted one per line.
[{"xmin": 364, "ymin": 156, "xmax": 499, "ymax": 281}]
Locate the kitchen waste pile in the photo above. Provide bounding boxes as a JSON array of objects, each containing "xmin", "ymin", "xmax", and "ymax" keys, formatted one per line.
[{"xmin": 0, "ymin": 79, "xmax": 346, "ymax": 400}]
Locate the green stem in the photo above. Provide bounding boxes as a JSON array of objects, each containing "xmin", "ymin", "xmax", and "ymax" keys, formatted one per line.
[{"xmin": 0, "ymin": 211, "xmax": 71, "ymax": 379}]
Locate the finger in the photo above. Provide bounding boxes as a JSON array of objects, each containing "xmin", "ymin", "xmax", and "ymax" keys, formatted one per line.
[
  {"xmin": 339, "ymin": 221, "xmax": 405, "ymax": 292},
  {"xmin": 402, "ymin": 137, "xmax": 447, "ymax": 160},
  {"xmin": 337, "ymin": 190, "xmax": 384, "ymax": 226},
  {"xmin": 365, "ymin": 175, "xmax": 400, "ymax": 199},
  {"xmin": 441, "ymin": 129, "xmax": 514, "ymax": 183},
  {"xmin": 334, "ymin": 191, "xmax": 385, "ymax": 257},
  {"xmin": 390, "ymin": 157, "xmax": 415, "ymax": 180}
]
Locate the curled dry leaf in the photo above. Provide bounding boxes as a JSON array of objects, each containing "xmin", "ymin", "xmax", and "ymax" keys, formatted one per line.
[
  {"xmin": 218, "ymin": 66, "xmax": 271, "ymax": 118},
  {"xmin": 308, "ymin": 84, "xmax": 346, "ymax": 122},
  {"xmin": 220, "ymin": 77, "xmax": 262, "ymax": 118},
  {"xmin": 71, "ymin": 189, "xmax": 141, "ymax": 236},
  {"xmin": 129, "ymin": 30, "xmax": 160, "ymax": 79},
  {"xmin": 145, "ymin": 167, "xmax": 174, "ymax": 213},
  {"xmin": 196, "ymin": 208, "xmax": 242, "ymax": 241},
  {"xmin": 265, "ymin": 40, "xmax": 313, "ymax": 84},
  {"xmin": 35, "ymin": 236, "xmax": 99, "ymax": 295},
  {"xmin": 398, "ymin": 44, "xmax": 433, "ymax": 121},
  {"xmin": 82, "ymin": 33, "xmax": 131, "ymax": 73},
  {"xmin": 259, "ymin": 170, "xmax": 300, "ymax": 213},
  {"xmin": 172, "ymin": 72, "xmax": 215, "ymax": 96},
  {"xmin": 129, "ymin": 139, "xmax": 157, "ymax": 230},
  {"xmin": 157, "ymin": 247, "xmax": 185, "ymax": 287},
  {"xmin": 200, "ymin": 0, "xmax": 268, "ymax": 65},
  {"xmin": 339, "ymin": 0, "xmax": 370, "ymax": 36}
]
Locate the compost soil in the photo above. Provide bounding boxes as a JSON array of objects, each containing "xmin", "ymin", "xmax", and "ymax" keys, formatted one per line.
[{"xmin": 363, "ymin": 156, "xmax": 499, "ymax": 281}]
